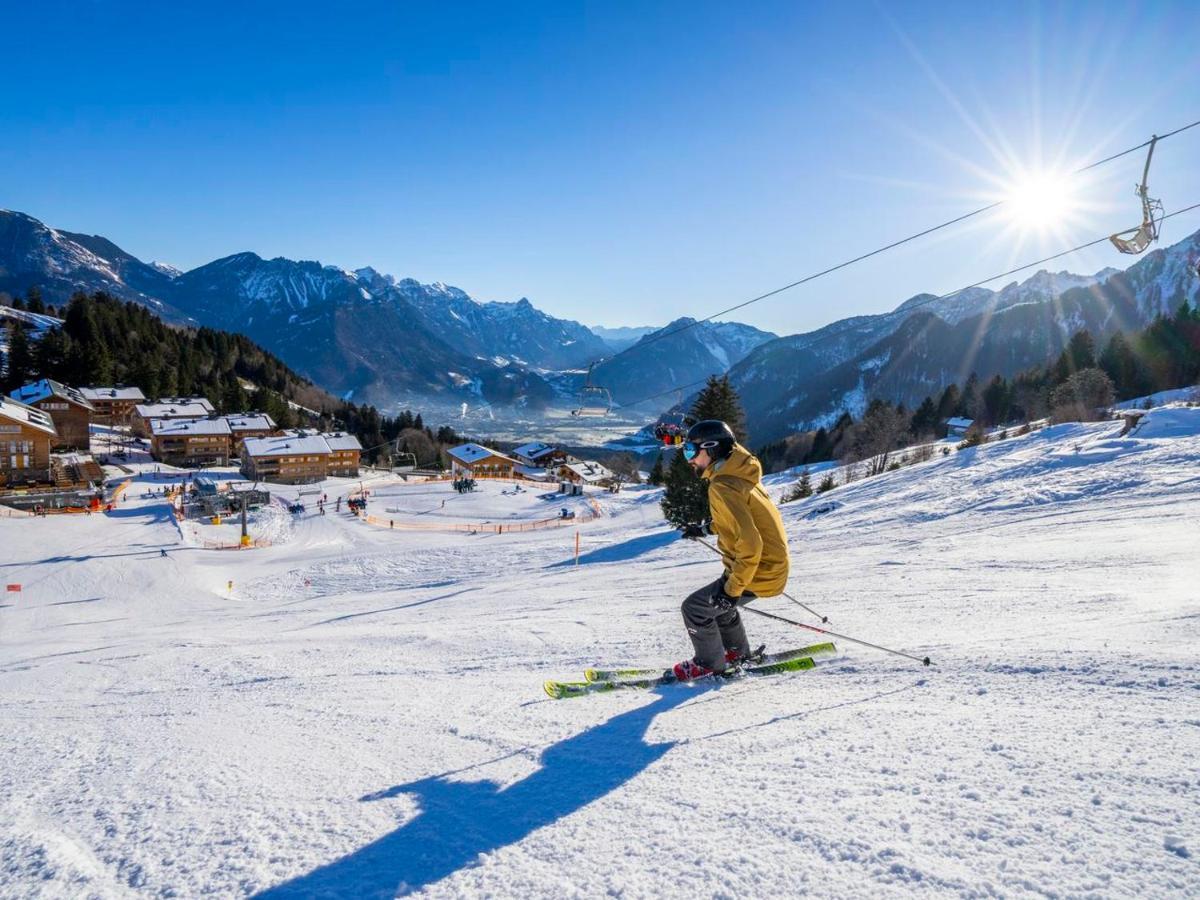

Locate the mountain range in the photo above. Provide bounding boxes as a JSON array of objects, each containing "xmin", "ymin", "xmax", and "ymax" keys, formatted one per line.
[
  {"xmin": 0, "ymin": 209, "xmax": 775, "ymax": 412},
  {"xmin": 726, "ymin": 230, "xmax": 1200, "ymax": 443},
  {"xmin": 2, "ymin": 207, "xmax": 1198, "ymax": 442}
]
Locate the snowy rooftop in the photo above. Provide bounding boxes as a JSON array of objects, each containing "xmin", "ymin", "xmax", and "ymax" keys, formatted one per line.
[
  {"xmin": 243, "ymin": 434, "xmax": 334, "ymax": 458},
  {"xmin": 136, "ymin": 398, "xmax": 216, "ymax": 419},
  {"xmin": 448, "ymin": 442, "xmax": 512, "ymax": 464},
  {"xmin": 79, "ymin": 385, "xmax": 146, "ymax": 402},
  {"xmin": 150, "ymin": 417, "xmax": 232, "ymax": 437},
  {"xmin": 0, "ymin": 394, "xmax": 57, "ymax": 435},
  {"xmin": 322, "ymin": 432, "xmax": 362, "ymax": 452},
  {"xmin": 224, "ymin": 413, "xmax": 277, "ymax": 432},
  {"xmin": 945, "ymin": 416, "xmax": 975, "ymax": 429},
  {"xmin": 9, "ymin": 378, "xmax": 95, "ymax": 411},
  {"xmin": 560, "ymin": 459, "xmax": 614, "ymax": 483},
  {"xmin": 512, "ymin": 441, "xmax": 557, "ymax": 460}
]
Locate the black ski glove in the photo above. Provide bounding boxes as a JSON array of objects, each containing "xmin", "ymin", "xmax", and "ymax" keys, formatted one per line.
[
  {"xmin": 680, "ymin": 521, "xmax": 712, "ymax": 540},
  {"xmin": 709, "ymin": 584, "xmax": 739, "ymax": 611}
]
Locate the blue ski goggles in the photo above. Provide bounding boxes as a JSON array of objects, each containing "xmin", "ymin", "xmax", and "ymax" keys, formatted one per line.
[{"xmin": 682, "ymin": 441, "xmax": 699, "ymax": 460}]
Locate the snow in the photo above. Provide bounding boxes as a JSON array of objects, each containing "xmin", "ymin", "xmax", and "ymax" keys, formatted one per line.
[{"xmin": 1, "ymin": 408, "xmax": 1199, "ymax": 897}]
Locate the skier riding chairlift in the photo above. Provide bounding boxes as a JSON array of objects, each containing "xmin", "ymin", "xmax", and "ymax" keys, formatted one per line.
[{"xmin": 1109, "ymin": 135, "xmax": 1165, "ymax": 255}]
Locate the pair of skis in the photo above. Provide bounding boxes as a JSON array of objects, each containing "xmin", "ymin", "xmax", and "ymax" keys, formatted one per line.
[{"xmin": 543, "ymin": 641, "xmax": 837, "ymax": 699}]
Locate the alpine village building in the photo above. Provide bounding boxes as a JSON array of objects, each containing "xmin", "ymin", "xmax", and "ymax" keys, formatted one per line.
[
  {"xmin": 0, "ymin": 395, "xmax": 57, "ymax": 486},
  {"xmin": 9, "ymin": 379, "xmax": 95, "ymax": 450},
  {"xmin": 79, "ymin": 386, "xmax": 146, "ymax": 425},
  {"xmin": 149, "ymin": 417, "xmax": 233, "ymax": 467},
  {"xmin": 240, "ymin": 431, "xmax": 363, "ymax": 484},
  {"xmin": 132, "ymin": 398, "xmax": 216, "ymax": 437},
  {"xmin": 447, "ymin": 443, "xmax": 515, "ymax": 478}
]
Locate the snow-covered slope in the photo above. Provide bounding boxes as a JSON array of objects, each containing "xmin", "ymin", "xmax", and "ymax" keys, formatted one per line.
[{"xmin": 1, "ymin": 408, "xmax": 1198, "ymax": 897}]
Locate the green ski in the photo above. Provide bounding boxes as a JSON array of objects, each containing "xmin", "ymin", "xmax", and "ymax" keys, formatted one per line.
[
  {"xmin": 545, "ymin": 652, "xmax": 823, "ymax": 700},
  {"xmin": 584, "ymin": 641, "xmax": 837, "ymax": 683}
]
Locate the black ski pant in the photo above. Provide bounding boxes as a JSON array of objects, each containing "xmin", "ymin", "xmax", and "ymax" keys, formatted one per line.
[{"xmin": 682, "ymin": 577, "xmax": 756, "ymax": 671}]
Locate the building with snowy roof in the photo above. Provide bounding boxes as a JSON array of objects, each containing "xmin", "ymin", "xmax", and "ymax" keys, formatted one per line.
[
  {"xmin": 944, "ymin": 417, "xmax": 975, "ymax": 438},
  {"xmin": 557, "ymin": 459, "xmax": 616, "ymax": 486},
  {"xmin": 511, "ymin": 441, "xmax": 572, "ymax": 468},
  {"xmin": 132, "ymin": 398, "xmax": 216, "ymax": 436},
  {"xmin": 223, "ymin": 413, "xmax": 278, "ymax": 452},
  {"xmin": 241, "ymin": 431, "xmax": 363, "ymax": 483},
  {"xmin": 149, "ymin": 417, "xmax": 233, "ymax": 467},
  {"xmin": 447, "ymin": 443, "xmax": 514, "ymax": 478},
  {"xmin": 0, "ymin": 395, "xmax": 57, "ymax": 486},
  {"xmin": 320, "ymin": 432, "xmax": 363, "ymax": 476},
  {"xmin": 79, "ymin": 385, "xmax": 146, "ymax": 424},
  {"xmin": 9, "ymin": 379, "xmax": 94, "ymax": 450}
]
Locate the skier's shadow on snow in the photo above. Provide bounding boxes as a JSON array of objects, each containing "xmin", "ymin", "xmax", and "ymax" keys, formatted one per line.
[{"xmin": 254, "ymin": 687, "xmax": 693, "ymax": 898}]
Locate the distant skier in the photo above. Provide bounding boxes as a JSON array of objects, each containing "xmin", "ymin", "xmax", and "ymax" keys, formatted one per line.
[{"xmin": 673, "ymin": 420, "xmax": 790, "ymax": 680}]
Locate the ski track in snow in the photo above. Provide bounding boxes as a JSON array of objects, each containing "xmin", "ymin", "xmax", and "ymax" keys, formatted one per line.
[{"xmin": 2, "ymin": 410, "xmax": 1199, "ymax": 897}]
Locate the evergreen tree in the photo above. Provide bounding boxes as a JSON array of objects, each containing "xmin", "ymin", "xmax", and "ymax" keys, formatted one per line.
[
  {"xmin": 25, "ymin": 287, "xmax": 45, "ymax": 315},
  {"xmin": 660, "ymin": 448, "xmax": 709, "ymax": 527},
  {"xmin": 909, "ymin": 395, "xmax": 939, "ymax": 438},
  {"xmin": 3, "ymin": 324, "xmax": 35, "ymax": 392},
  {"xmin": 981, "ymin": 375, "xmax": 1011, "ymax": 426},
  {"xmin": 689, "ymin": 374, "xmax": 748, "ymax": 443},
  {"xmin": 782, "ymin": 468, "xmax": 813, "ymax": 503},
  {"xmin": 33, "ymin": 327, "xmax": 70, "ymax": 382},
  {"xmin": 958, "ymin": 372, "xmax": 980, "ymax": 419},
  {"xmin": 816, "ymin": 472, "xmax": 836, "ymax": 493},
  {"xmin": 806, "ymin": 426, "xmax": 832, "ymax": 462},
  {"xmin": 935, "ymin": 383, "xmax": 961, "ymax": 425},
  {"xmin": 647, "ymin": 452, "xmax": 665, "ymax": 486}
]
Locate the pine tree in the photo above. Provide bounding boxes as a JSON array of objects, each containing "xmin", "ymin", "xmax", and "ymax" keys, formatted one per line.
[
  {"xmin": 25, "ymin": 287, "xmax": 45, "ymax": 315},
  {"xmin": 648, "ymin": 452, "xmax": 665, "ymax": 486},
  {"xmin": 33, "ymin": 327, "xmax": 70, "ymax": 382},
  {"xmin": 816, "ymin": 472, "xmax": 836, "ymax": 493},
  {"xmin": 781, "ymin": 468, "xmax": 813, "ymax": 503},
  {"xmin": 909, "ymin": 395, "xmax": 939, "ymax": 438},
  {"xmin": 660, "ymin": 448, "xmax": 709, "ymax": 527},
  {"xmin": 3, "ymin": 324, "xmax": 35, "ymax": 392},
  {"xmin": 689, "ymin": 375, "xmax": 748, "ymax": 443}
]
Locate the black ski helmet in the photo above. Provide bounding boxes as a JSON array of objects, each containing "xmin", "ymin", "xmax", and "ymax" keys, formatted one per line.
[{"xmin": 686, "ymin": 419, "xmax": 736, "ymax": 460}]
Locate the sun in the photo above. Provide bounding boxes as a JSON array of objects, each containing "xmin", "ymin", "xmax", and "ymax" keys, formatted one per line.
[{"xmin": 1003, "ymin": 170, "xmax": 1079, "ymax": 234}]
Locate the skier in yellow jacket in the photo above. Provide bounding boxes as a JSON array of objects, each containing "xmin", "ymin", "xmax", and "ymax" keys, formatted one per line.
[{"xmin": 674, "ymin": 419, "xmax": 790, "ymax": 680}]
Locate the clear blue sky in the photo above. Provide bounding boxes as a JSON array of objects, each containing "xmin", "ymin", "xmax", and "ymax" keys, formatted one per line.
[{"xmin": 3, "ymin": 1, "xmax": 1198, "ymax": 335}]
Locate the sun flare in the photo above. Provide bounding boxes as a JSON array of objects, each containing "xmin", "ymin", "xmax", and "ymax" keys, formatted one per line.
[{"xmin": 1004, "ymin": 171, "xmax": 1078, "ymax": 233}]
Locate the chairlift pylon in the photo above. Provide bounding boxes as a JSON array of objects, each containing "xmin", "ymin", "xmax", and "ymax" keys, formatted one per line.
[
  {"xmin": 1109, "ymin": 135, "xmax": 1165, "ymax": 255},
  {"xmin": 571, "ymin": 363, "xmax": 613, "ymax": 417}
]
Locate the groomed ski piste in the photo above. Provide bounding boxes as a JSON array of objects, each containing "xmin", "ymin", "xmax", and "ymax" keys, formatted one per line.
[{"xmin": 2, "ymin": 407, "xmax": 1198, "ymax": 898}]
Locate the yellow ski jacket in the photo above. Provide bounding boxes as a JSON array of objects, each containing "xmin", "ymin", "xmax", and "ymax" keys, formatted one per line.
[{"xmin": 702, "ymin": 443, "xmax": 790, "ymax": 598}]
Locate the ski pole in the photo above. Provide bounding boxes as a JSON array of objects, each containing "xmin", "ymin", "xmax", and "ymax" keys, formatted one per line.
[
  {"xmin": 694, "ymin": 538, "xmax": 830, "ymax": 623},
  {"xmin": 742, "ymin": 604, "xmax": 931, "ymax": 667}
]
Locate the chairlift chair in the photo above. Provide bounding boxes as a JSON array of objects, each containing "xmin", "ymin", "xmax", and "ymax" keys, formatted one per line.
[
  {"xmin": 1109, "ymin": 136, "xmax": 1164, "ymax": 255},
  {"xmin": 571, "ymin": 363, "xmax": 613, "ymax": 417}
]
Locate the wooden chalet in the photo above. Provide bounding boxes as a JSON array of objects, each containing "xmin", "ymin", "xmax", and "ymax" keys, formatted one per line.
[
  {"xmin": 224, "ymin": 413, "xmax": 278, "ymax": 453},
  {"xmin": 241, "ymin": 433, "xmax": 332, "ymax": 484},
  {"xmin": 511, "ymin": 441, "xmax": 572, "ymax": 469},
  {"xmin": 79, "ymin": 385, "xmax": 146, "ymax": 425},
  {"xmin": 557, "ymin": 459, "xmax": 616, "ymax": 486},
  {"xmin": 447, "ymin": 443, "xmax": 515, "ymax": 478},
  {"xmin": 149, "ymin": 417, "xmax": 233, "ymax": 466},
  {"xmin": 0, "ymin": 395, "xmax": 57, "ymax": 486},
  {"xmin": 132, "ymin": 398, "xmax": 216, "ymax": 437},
  {"xmin": 9, "ymin": 379, "xmax": 94, "ymax": 450},
  {"xmin": 321, "ymin": 431, "xmax": 363, "ymax": 477}
]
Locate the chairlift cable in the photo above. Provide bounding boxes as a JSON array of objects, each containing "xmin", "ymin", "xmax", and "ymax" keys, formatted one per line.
[
  {"xmin": 582, "ymin": 199, "xmax": 1200, "ymax": 430},
  {"xmin": 585, "ymin": 118, "xmax": 1200, "ymax": 376}
]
